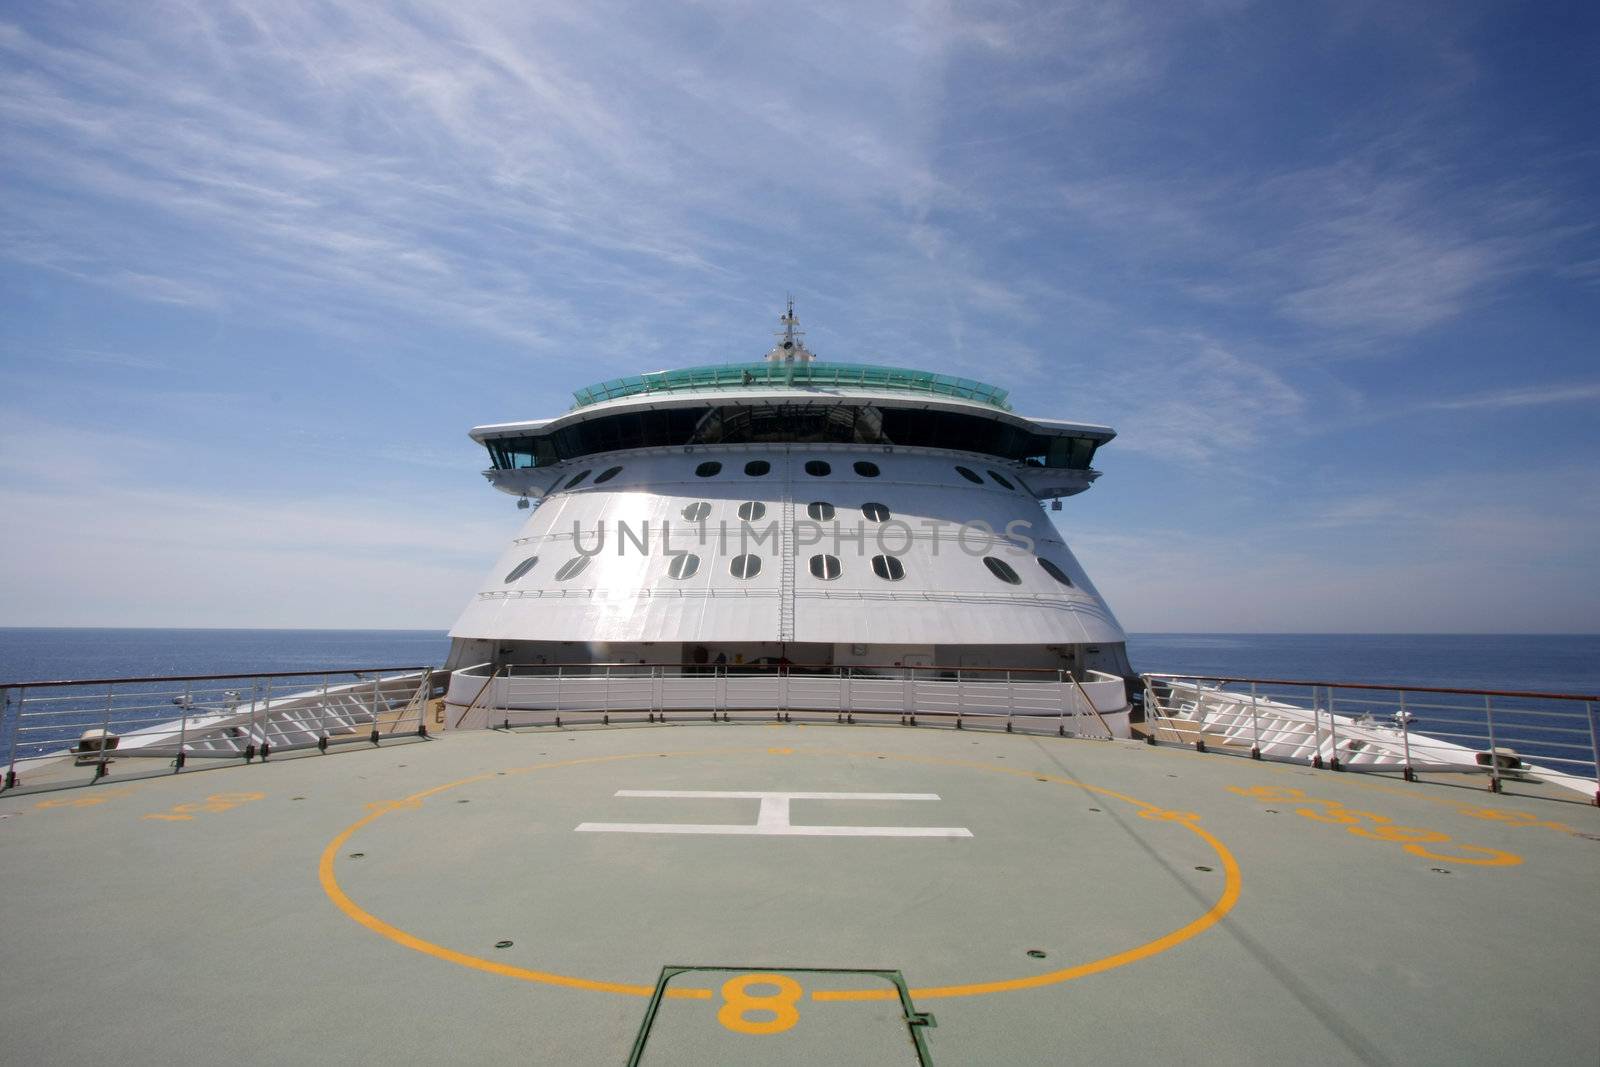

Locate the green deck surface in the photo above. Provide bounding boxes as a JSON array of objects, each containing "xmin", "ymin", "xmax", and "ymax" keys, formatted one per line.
[{"xmin": 2, "ymin": 724, "xmax": 1596, "ymax": 1065}]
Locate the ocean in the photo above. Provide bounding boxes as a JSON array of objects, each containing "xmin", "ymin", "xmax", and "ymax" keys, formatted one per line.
[{"xmin": 1, "ymin": 628, "xmax": 1594, "ymax": 694}]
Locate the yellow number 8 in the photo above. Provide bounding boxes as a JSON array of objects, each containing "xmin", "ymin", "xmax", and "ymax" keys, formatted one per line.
[{"xmin": 717, "ymin": 973, "xmax": 802, "ymax": 1035}]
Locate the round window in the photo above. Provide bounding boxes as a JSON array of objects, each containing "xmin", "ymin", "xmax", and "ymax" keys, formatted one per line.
[
  {"xmin": 503, "ymin": 557, "xmax": 538, "ymax": 583},
  {"xmin": 695, "ymin": 461, "xmax": 723, "ymax": 478},
  {"xmin": 745, "ymin": 460, "xmax": 771, "ymax": 476},
  {"xmin": 682, "ymin": 501, "xmax": 711, "ymax": 522},
  {"xmin": 982, "ymin": 556, "xmax": 1021, "ymax": 585},
  {"xmin": 861, "ymin": 502, "xmax": 890, "ymax": 522},
  {"xmin": 853, "ymin": 460, "xmax": 880, "ymax": 478},
  {"xmin": 808, "ymin": 554, "xmax": 841, "ymax": 580},
  {"xmin": 1038, "ymin": 558, "xmax": 1074, "ymax": 587},
  {"xmin": 806, "ymin": 501, "xmax": 835, "ymax": 521},
  {"xmin": 987, "ymin": 469, "xmax": 1015, "ymax": 490},
  {"xmin": 870, "ymin": 555, "xmax": 904, "ymax": 581},
  {"xmin": 565, "ymin": 469, "xmax": 592, "ymax": 489},
  {"xmin": 737, "ymin": 501, "xmax": 767, "ymax": 521},
  {"xmin": 730, "ymin": 554, "xmax": 762, "ymax": 580},
  {"xmin": 804, "ymin": 460, "xmax": 831, "ymax": 477},
  {"xmin": 668, "ymin": 553, "xmax": 700, "ymax": 580},
  {"xmin": 593, "ymin": 466, "xmax": 623, "ymax": 484},
  {"xmin": 955, "ymin": 465, "xmax": 983, "ymax": 484},
  {"xmin": 554, "ymin": 556, "xmax": 592, "ymax": 582}
]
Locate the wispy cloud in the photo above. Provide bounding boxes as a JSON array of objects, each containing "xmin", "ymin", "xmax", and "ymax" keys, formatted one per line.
[{"xmin": 1424, "ymin": 380, "xmax": 1600, "ymax": 411}]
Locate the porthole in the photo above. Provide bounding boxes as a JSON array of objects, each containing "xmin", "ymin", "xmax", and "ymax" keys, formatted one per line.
[
  {"xmin": 554, "ymin": 556, "xmax": 592, "ymax": 582},
  {"xmin": 987, "ymin": 469, "xmax": 1015, "ymax": 490},
  {"xmin": 1038, "ymin": 558, "xmax": 1074, "ymax": 587},
  {"xmin": 853, "ymin": 460, "xmax": 880, "ymax": 478},
  {"xmin": 668, "ymin": 553, "xmax": 700, "ymax": 580},
  {"xmin": 593, "ymin": 466, "xmax": 623, "ymax": 484},
  {"xmin": 861, "ymin": 502, "xmax": 890, "ymax": 523},
  {"xmin": 503, "ymin": 557, "xmax": 538, "ymax": 583},
  {"xmin": 730, "ymin": 554, "xmax": 762, "ymax": 580},
  {"xmin": 695, "ymin": 461, "xmax": 722, "ymax": 478},
  {"xmin": 806, "ymin": 501, "xmax": 835, "ymax": 521},
  {"xmin": 737, "ymin": 501, "xmax": 767, "ymax": 521},
  {"xmin": 983, "ymin": 556, "xmax": 1021, "ymax": 585},
  {"xmin": 871, "ymin": 555, "xmax": 905, "ymax": 581},
  {"xmin": 955, "ymin": 465, "xmax": 983, "ymax": 484},
  {"xmin": 565, "ymin": 469, "xmax": 592, "ymax": 490},
  {"xmin": 682, "ymin": 501, "xmax": 711, "ymax": 522},
  {"xmin": 808, "ymin": 554, "xmax": 841, "ymax": 581},
  {"xmin": 744, "ymin": 460, "xmax": 771, "ymax": 477},
  {"xmin": 804, "ymin": 459, "xmax": 831, "ymax": 477}
]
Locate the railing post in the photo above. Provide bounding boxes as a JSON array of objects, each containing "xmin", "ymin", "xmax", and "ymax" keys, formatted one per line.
[
  {"xmin": 602, "ymin": 665, "xmax": 610, "ymax": 726},
  {"xmin": 554, "ymin": 666, "xmax": 563, "ymax": 722},
  {"xmin": 369, "ymin": 675, "xmax": 382, "ymax": 743},
  {"xmin": 1399, "ymin": 692, "xmax": 1415, "ymax": 782},
  {"xmin": 1005, "ymin": 670, "xmax": 1015, "ymax": 732},
  {"xmin": 94, "ymin": 683, "xmax": 116, "ymax": 780},
  {"xmin": 1194, "ymin": 681, "xmax": 1208, "ymax": 753},
  {"xmin": 175, "ymin": 679, "xmax": 192, "ymax": 771},
  {"xmin": 3, "ymin": 687, "xmax": 23, "ymax": 789},
  {"xmin": 1310, "ymin": 687, "xmax": 1324, "ymax": 769},
  {"xmin": 1327, "ymin": 686, "xmax": 1342, "ymax": 771},
  {"xmin": 1586, "ymin": 702, "xmax": 1599, "ymax": 806},
  {"xmin": 1484, "ymin": 694, "xmax": 1501, "ymax": 793},
  {"xmin": 1248, "ymin": 682, "xmax": 1261, "ymax": 759},
  {"xmin": 256, "ymin": 677, "xmax": 272, "ymax": 760},
  {"xmin": 1057, "ymin": 669, "xmax": 1067, "ymax": 737}
]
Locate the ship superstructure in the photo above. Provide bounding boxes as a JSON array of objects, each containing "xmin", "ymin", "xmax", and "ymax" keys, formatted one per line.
[{"xmin": 446, "ymin": 305, "xmax": 1131, "ymax": 690}]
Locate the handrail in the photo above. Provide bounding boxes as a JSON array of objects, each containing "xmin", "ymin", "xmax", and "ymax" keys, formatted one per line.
[
  {"xmin": 0, "ymin": 666, "xmax": 435, "ymax": 690},
  {"xmin": 1141, "ymin": 673, "xmax": 1599, "ymax": 703},
  {"xmin": 455, "ymin": 664, "xmax": 504, "ymax": 728},
  {"xmin": 1065, "ymin": 672, "xmax": 1117, "ymax": 737},
  {"xmin": 457, "ymin": 660, "xmax": 1111, "ymax": 678}
]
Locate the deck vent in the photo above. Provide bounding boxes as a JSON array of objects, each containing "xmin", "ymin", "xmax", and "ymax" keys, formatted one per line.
[{"xmin": 1475, "ymin": 748, "xmax": 1524, "ymax": 770}]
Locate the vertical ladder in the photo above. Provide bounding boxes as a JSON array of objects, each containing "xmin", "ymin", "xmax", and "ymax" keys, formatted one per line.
[{"xmin": 778, "ymin": 490, "xmax": 796, "ymax": 643}]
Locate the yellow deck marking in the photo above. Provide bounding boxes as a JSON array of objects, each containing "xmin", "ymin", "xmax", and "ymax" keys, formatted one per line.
[{"xmin": 320, "ymin": 744, "xmax": 1241, "ymax": 1003}]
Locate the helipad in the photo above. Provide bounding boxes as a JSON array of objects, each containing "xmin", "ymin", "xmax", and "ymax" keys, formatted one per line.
[{"xmin": 2, "ymin": 724, "xmax": 1596, "ymax": 1064}]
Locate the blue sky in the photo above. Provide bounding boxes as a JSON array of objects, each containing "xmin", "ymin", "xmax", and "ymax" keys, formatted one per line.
[{"xmin": 1, "ymin": 1, "xmax": 1596, "ymax": 632}]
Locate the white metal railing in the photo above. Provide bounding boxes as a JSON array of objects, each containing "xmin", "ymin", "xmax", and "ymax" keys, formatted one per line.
[
  {"xmin": 446, "ymin": 662, "xmax": 1130, "ymax": 739},
  {"xmin": 0, "ymin": 667, "xmax": 442, "ymax": 793},
  {"xmin": 1141, "ymin": 673, "xmax": 1600, "ymax": 803}
]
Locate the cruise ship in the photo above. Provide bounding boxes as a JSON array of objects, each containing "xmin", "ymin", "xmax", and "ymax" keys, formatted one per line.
[{"xmin": 2, "ymin": 309, "xmax": 1597, "ymax": 1065}]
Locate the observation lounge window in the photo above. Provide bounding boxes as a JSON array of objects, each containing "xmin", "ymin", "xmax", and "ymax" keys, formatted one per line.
[
  {"xmin": 503, "ymin": 557, "xmax": 538, "ymax": 583},
  {"xmin": 682, "ymin": 501, "xmax": 712, "ymax": 522},
  {"xmin": 804, "ymin": 460, "xmax": 832, "ymax": 477},
  {"xmin": 807, "ymin": 501, "xmax": 835, "ymax": 521},
  {"xmin": 737, "ymin": 501, "xmax": 767, "ymax": 521},
  {"xmin": 861, "ymin": 502, "xmax": 890, "ymax": 523},
  {"xmin": 808, "ymin": 554, "xmax": 841, "ymax": 581},
  {"xmin": 695, "ymin": 461, "xmax": 722, "ymax": 477},
  {"xmin": 565, "ymin": 469, "xmax": 592, "ymax": 490},
  {"xmin": 853, "ymin": 460, "xmax": 881, "ymax": 478},
  {"xmin": 593, "ymin": 466, "xmax": 623, "ymax": 484},
  {"xmin": 730, "ymin": 554, "xmax": 762, "ymax": 580},
  {"xmin": 983, "ymin": 557, "xmax": 1021, "ymax": 585},
  {"xmin": 871, "ymin": 555, "xmax": 904, "ymax": 581},
  {"xmin": 554, "ymin": 556, "xmax": 592, "ymax": 582},
  {"xmin": 955, "ymin": 466, "xmax": 983, "ymax": 484},
  {"xmin": 1038, "ymin": 558, "xmax": 1074, "ymax": 587},
  {"xmin": 987, "ymin": 470, "xmax": 1015, "ymax": 490},
  {"xmin": 667, "ymin": 553, "xmax": 700, "ymax": 580},
  {"xmin": 744, "ymin": 460, "xmax": 771, "ymax": 477}
]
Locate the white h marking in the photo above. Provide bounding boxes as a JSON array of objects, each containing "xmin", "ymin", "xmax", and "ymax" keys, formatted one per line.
[{"xmin": 574, "ymin": 790, "xmax": 973, "ymax": 838}]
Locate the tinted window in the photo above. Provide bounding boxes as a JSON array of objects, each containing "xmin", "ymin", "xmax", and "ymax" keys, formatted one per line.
[
  {"xmin": 861, "ymin": 502, "xmax": 890, "ymax": 522},
  {"xmin": 682, "ymin": 501, "xmax": 711, "ymax": 521},
  {"xmin": 983, "ymin": 556, "xmax": 1021, "ymax": 585},
  {"xmin": 503, "ymin": 557, "xmax": 538, "ymax": 583},
  {"xmin": 744, "ymin": 460, "xmax": 771, "ymax": 476},
  {"xmin": 804, "ymin": 460, "xmax": 831, "ymax": 477},
  {"xmin": 871, "ymin": 555, "xmax": 905, "ymax": 581},
  {"xmin": 695, "ymin": 461, "xmax": 722, "ymax": 477},
  {"xmin": 554, "ymin": 556, "xmax": 592, "ymax": 581},
  {"xmin": 853, "ymin": 460, "xmax": 880, "ymax": 478},
  {"xmin": 593, "ymin": 466, "xmax": 623, "ymax": 484},
  {"xmin": 987, "ymin": 469, "xmax": 1015, "ymax": 490},
  {"xmin": 737, "ymin": 501, "xmax": 767, "ymax": 521},
  {"xmin": 1038, "ymin": 558, "xmax": 1074, "ymax": 587},
  {"xmin": 668, "ymin": 553, "xmax": 700, "ymax": 580},
  {"xmin": 730, "ymin": 554, "xmax": 762, "ymax": 580},
  {"xmin": 955, "ymin": 466, "xmax": 983, "ymax": 484},
  {"xmin": 808, "ymin": 554, "xmax": 841, "ymax": 580},
  {"xmin": 565, "ymin": 469, "xmax": 592, "ymax": 489},
  {"xmin": 806, "ymin": 501, "xmax": 835, "ymax": 521}
]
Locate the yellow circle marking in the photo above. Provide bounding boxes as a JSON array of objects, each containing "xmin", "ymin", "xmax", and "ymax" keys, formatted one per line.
[{"xmin": 319, "ymin": 745, "xmax": 1241, "ymax": 1002}]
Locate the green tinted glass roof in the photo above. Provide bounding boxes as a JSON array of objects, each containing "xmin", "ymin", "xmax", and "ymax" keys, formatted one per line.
[{"xmin": 571, "ymin": 362, "xmax": 1011, "ymax": 411}]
